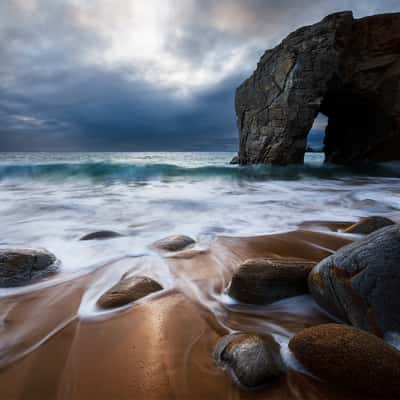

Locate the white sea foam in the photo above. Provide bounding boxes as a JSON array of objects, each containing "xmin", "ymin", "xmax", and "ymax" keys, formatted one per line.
[
  {"xmin": 78, "ymin": 255, "xmax": 174, "ymax": 320},
  {"xmin": 0, "ymin": 152, "xmax": 399, "ymax": 294},
  {"xmin": 0, "ymin": 152, "xmax": 399, "ymax": 368},
  {"xmin": 0, "ymin": 153, "xmax": 400, "ymax": 296}
]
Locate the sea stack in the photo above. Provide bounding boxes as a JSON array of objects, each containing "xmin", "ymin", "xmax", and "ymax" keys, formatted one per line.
[{"xmin": 235, "ymin": 11, "xmax": 400, "ymax": 165}]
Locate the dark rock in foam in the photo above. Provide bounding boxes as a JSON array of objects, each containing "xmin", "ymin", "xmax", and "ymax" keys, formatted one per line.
[
  {"xmin": 153, "ymin": 235, "xmax": 195, "ymax": 252},
  {"xmin": 214, "ymin": 333, "xmax": 285, "ymax": 390},
  {"xmin": 229, "ymin": 156, "xmax": 239, "ymax": 165},
  {"xmin": 80, "ymin": 230, "xmax": 123, "ymax": 241},
  {"xmin": 289, "ymin": 324, "xmax": 400, "ymax": 399},
  {"xmin": 308, "ymin": 224, "xmax": 400, "ymax": 335},
  {"xmin": 235, "ymin": 11, "xmax": 400, "ymax": 165},
  {"xmin": 0, "ymin": 247, "xmax": 58, "ymax": 287},
  {"xmin": 228, "ymin": 258, "xmax": 315, "ymax": 305}
]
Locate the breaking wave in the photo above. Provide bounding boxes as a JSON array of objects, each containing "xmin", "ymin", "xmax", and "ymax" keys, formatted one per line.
[{"xmin": 1, "ymin": 160, "xmax": 400, "ymax": 182}]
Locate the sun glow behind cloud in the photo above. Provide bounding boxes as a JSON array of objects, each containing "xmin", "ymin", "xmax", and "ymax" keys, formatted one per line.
[
  {"xmin": 69, "ymin": 0, "xmax": 258, "ymax": 93},
  {"xmin": 7, "ymin": 0, "xmax": 397, "ymax": 95}
]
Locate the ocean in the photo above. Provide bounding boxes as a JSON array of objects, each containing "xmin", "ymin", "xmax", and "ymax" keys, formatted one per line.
[
  {"xmin": 1, "ymin": 151, "xmax": 400, "ymax": 399},
  {"xmin": 0, "ymin": 151, "xmax": 400, "ymax": 277}
]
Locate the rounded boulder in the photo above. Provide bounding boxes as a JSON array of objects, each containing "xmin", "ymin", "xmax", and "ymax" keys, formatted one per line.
[
  {"xmin": 308, "ymin": 224, "xmax": 400, "ymax": 335},
  {"xmin": 214, "ymin": 333, "xmax": 285, "ymax": 390},
  {"xmin": 228, "ymin": 258, "xmax": 316, "ymax": 305},
  {"xmin": 153, "ymin": 235, "xmax": 195, "ymax": 252},
  {"xmin": 289, "ymin": 324, "xmax": 400, "ymax": 398}
]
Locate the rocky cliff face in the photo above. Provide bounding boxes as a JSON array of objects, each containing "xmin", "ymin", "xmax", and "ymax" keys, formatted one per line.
[{"xmin": 235, "ymin": 11, "xmax": 400, "ymax": 165}]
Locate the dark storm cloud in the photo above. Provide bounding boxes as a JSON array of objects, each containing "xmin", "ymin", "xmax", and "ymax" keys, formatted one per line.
[
  {"xmin": 0, "ymin": 0, "xmax": 399, "ymax": 151},
  {"xmin": 0, "ymin": 63, "xmax": 240, "ymax": 151},
  {"xmin": 166, "ymin": 0, "xmax": 400, "ymax": 78}
]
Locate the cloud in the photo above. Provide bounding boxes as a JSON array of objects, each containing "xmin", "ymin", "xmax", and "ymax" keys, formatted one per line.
[
  {"xmin": 0, "ymin": 0, "xmax": 399, "ymax": 151},
  {"xmin": 0, "ymin": 62, "xmax": 240, "ymax": 151}
]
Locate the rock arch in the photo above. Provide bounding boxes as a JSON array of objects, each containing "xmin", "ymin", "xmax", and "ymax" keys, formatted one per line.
[{"xmin": 235, "ymin": 11, "xmax": 400, "ymax": 165}]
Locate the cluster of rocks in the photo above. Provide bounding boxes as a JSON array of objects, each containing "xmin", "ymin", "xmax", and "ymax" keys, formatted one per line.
[
  {"xmin": 215, "ymin": 216, "xmax": 400, "ymax": 397},
  {"xmin": 78, "ymin": 230, "xmax": 196, "ymax": 252},
  {"xmin": 94, "ymin": 234, "xmax": 194, "ymax": 309},
  {"xmin": 3, "ymin": 214, "xmax": 399, "ymax": 397},
  {"xmin": 0, "ymin": 233, "xmax": 194, "ymax": 293}
]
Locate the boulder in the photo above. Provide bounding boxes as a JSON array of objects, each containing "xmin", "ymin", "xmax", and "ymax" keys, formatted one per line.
[
  {"xmin": 235, "ymin": 11, "xmax": 400, "ymax": 165},
  {"xmin": 343, "ymin": 216, "xmax": 395, "ymax": 234},
  {"xmin": 214, "ymin": 333, "xmax": 285, "ymax": 390},
  {"xmin": 289, "ymin": 324, "xmax": 400, "ymax": 398},
  {"xmin": 228, "ymin": 258, "xmax": 315, "ymax": 305},
  {"xmin": 308, "ymin": 224, "xmax": 400, "ymax": 335},
  {"xmin": 153, "ymin": 235, "xmax": 195, "ymax": 252},
  {"xmin": 0, "ymin": 247, "xmax": 58, "ymax": 287},
  {"xmin": 80, "ymin": 230, "xmax": 122, "ymax": 241},
  {"xmin": 97, "ymin": 276, "xmax": 163, "ymax": 309}
]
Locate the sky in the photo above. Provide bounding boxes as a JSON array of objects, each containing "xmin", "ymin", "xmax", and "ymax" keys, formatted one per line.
[{"xmin": 0, "ymin": 0, "xmax": 399, "ymax": 151}]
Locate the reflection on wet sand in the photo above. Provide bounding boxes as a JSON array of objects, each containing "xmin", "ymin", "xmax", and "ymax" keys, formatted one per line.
[{"xmin": 0, "ymin": 226, "xmax": 382, "ymax": 400}]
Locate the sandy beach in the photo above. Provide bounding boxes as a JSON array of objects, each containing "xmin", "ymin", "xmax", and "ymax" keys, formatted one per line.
[
  {"xmin": 2, "ymin": 221, "xmax": 383, "ymax": 400},
  {"xmin": 1, "ymin": 2, "xmax": 400, "ymax": 398}
]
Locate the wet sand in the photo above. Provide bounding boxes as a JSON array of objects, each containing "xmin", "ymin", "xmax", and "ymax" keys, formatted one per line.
[{"xmin": 0, "ymin": 223, "xmax": 381, "ymax": 400}]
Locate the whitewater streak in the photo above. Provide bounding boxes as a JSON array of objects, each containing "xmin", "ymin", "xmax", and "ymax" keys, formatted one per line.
[{"xmin": 0, "ymin": 151, "xmax": 399, "ymax": 280}]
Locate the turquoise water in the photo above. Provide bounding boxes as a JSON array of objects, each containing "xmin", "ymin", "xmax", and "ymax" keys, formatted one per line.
[
  {"xmin": 0, "ymin": 152, "xmax": 399, "ymax": 275},
  {"xmin": 1, "ymin": 152, "xmax": 399, "ymax": 180}
]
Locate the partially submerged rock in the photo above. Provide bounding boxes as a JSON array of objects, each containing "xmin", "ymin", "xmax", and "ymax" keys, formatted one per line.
[
  {"xmin": 97, "ymin": 276, "xmax": 163, "ymax": 309},
  {"xmin": 228, "ymin": 258, "xmax": 315, "ymax": 304},
  {"xmin": 343, "ymin": 216, "xmax": 395, "ymax": 234},
  {"xmin": 0, "ymin": 247, "xmax": 58, "ymax": 287},
  {"xmin": 153, "ymin": 235, "xmax": 195, "ymax": 252},
  {"xmin": 308, "ymin": 224, "xmax": 400, "ymax": 335},
  {"xmin": 80, "ymin": 230, "xmax": 123, "ymax": 241},
  {"xmin": 214, "ymin": 333, "xmax": 285, "ymax": 390},
  {"xmin": 230, "ymin": 156, "xmax": 239, "ymax": 165},
  {"xmin": 289, "ymin": 324, "xmax": 400, "ymax": 398}
]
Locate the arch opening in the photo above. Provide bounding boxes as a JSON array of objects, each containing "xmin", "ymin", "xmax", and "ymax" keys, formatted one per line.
[
  {"xmin": 306, "ymin": 113, "xmax": 327, "ymax": 153},
  {"xmin": 304, "ymin": 113, "xmax": 327, "ymax": 165}
]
